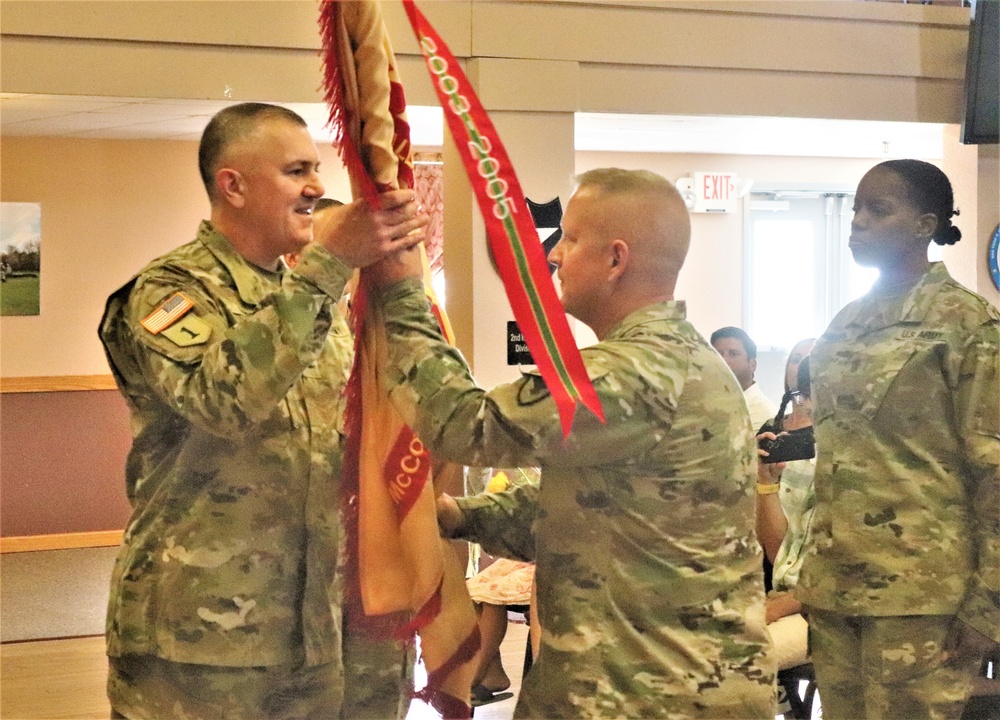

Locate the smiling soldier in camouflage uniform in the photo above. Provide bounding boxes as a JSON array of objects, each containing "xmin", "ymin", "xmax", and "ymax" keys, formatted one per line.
[
  {"xmin": 370, "ymin": 168, "xmax": 775, "ymax": 718},
  {"xmin": 798, "ymin": 160, "xmax": 1000, "ymax": 719},
  {"xmin": 99, "ymin": 103, "xmax": 427, "ymax": 720}
]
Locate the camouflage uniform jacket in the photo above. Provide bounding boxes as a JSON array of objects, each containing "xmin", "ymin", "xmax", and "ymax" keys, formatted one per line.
[
  {"xmin": 99, "ymin": 221, "xmax": 354, "ymax": 667},
  {"xmin": 798, "ymin": 262, "xmax": 1000, "ymax": 641},
  {"xmin": 379, "ymin": 279, "xmax": 775, "ymax": 719}
]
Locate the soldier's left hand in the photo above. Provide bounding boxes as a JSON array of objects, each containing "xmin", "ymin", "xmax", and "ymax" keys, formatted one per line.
[
  {"xmin": 435, "ymin": 493, "xmax": 465, "ymax": 538},
  {"xmin": 314, "ymin": 190, "xmax": 428, "ymax": 268}
]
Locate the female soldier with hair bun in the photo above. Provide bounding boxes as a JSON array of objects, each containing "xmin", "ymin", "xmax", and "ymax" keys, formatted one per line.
[{"xmin": 797, "ymin": 159, "xmax": 1000, "ymax": 719}]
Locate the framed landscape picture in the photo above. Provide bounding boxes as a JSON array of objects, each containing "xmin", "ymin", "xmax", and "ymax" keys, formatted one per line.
[{"xmin": 1, "ymin": 202, "xmax": 41, "ymax": 316}]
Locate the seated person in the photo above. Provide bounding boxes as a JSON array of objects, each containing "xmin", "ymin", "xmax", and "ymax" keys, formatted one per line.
[
  {"xmin": 756, "ymin": 341, "xmax": 816, "ymax": 672},
  {"xmin": 464, "ymin": 468, "xmax": 540, "ymax": 706}
]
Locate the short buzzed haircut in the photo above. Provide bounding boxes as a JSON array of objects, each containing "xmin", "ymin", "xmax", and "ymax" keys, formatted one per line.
[
  {"xmin": 576, "ymin": 167, "xmax": 681, "ymax": 200},
  {"xmin": 574, "ymin": 168, "xmax": 691, "ymax": 283},
  {"xmin": 710, "ymin": 326, "xmax": 757, "ymax": 361},
  {"xmin": 198, "ymin": 102, "xmax": 309, "ymax": 200}
]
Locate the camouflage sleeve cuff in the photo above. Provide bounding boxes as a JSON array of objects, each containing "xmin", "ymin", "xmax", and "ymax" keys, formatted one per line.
[
  {"xmin": 379, "ymin": 277, "xmax": 428, "ymax": 311},
  {"xmin": 454, "ymin": 487, "xmax": 537, "ymax": 562},
  {"xmin": 290, "ymin": 244, "xmax": 353, "ymax": 300},
  {"xmin": 956, "ymin": 575, "xmax": 1000, "ymax": 643},
  {"xmin": 454, "ymin": 492, "xmax": 503, "ymax": 539}
]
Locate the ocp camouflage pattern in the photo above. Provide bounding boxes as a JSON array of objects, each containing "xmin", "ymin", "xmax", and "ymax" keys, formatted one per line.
[
  {"xmin": 799, "ymin": 262, "xmax": 1000, "ymax": 642},
  {"xmin": 99, "ymin": 221, "xmax": 355, "ymax": 669},
  {"xmin": 379, "ymin": 278, "xmax": 775, "ymax": 718}
]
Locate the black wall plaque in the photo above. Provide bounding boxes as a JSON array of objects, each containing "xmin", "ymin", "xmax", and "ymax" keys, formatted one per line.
[{"xmin": 507, "ymin": 320, "xmax": 534, "ymax": 365}]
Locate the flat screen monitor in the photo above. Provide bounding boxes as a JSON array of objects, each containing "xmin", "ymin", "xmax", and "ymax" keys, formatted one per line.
[{"xmin": 961, "ymin": 0, "xmax": 999, "ymax": 145}]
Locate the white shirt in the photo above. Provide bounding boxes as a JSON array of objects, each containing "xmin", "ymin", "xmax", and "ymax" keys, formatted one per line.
[{"xmin": 743, "ymin": 382, "xmax": 778, "ymax": 432}]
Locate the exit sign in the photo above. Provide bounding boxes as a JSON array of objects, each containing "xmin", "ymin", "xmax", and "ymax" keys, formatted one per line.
[
  {"xmin": 676, "ymin": 173, "xmax": 743, "ymax": 213},
  {"xmin": 694, "ymin": 172, "xmax": 738, "ymax": 212}
]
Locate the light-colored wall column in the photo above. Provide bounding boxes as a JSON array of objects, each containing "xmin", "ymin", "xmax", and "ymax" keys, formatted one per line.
[
  {"xmin": 942, "ymin": 126, "xmax": 1000, "ymax": 309},
  {"xmin": 441, "ymin": 129, "xmax": 477, "ymax": 371},
  {"xmin": 974, "ymin": 144, "xmax": 999, "ymax": 309},
  {"xmin": 441, "ymin": 58, "xmax": 578, "ymax": 389}
]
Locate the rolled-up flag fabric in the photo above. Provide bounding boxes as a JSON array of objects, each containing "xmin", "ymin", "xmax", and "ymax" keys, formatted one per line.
[{"xmin": 319, "ymin": 2, "xmax": 479, "ymax": 717}]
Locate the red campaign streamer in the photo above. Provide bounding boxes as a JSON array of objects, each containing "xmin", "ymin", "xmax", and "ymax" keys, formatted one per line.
[{"xmin": 401, "ymin": 0, "xmax": 604, "ymax": 437}]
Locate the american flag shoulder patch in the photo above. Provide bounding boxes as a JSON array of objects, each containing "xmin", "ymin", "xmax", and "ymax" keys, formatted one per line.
[{"xmin": 140, "ymin": 292, "xmax": 194, "ymax": 334}]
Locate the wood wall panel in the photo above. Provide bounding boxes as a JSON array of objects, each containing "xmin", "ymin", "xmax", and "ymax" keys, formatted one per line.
[
  {"xmin": 0, "ymin": 390, "xmax": 133, "ymax": 537},
  {"xmin": 0, "ymin": 0, "xmax": 473, "ymax": 57},
  {"xmin": 578, "ymin": 64, "xmax": 964, "ymax": 123},
  {"xmin": 0, "ymin": 0, "xmax": 969, "ymax": 121},
  {"xmin": 0, "ymin": 376, "xmax": 117, "ymax": 393}
]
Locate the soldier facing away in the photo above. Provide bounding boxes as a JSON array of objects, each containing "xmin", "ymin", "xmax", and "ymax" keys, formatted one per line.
[
  {"xmin": 368, "ymin": 167, "xmax": 776, "ymax": 718},
  {"xmin": 99, "ymin": 102, "xmax": 427, "ymax": 720}
]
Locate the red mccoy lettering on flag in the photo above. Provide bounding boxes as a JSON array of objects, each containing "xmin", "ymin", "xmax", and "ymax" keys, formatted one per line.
[{"xmin": 383, "ymin": 429, "xmax": 429, "ymax": 520}]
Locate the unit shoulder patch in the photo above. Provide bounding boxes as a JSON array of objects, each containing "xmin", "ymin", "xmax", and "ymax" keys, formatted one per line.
[{"xmin": 160, "ymin": 314, "xmax": 211, "ymax": 346}]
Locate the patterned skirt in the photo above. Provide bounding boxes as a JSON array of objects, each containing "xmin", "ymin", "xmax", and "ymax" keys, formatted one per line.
[{"xmin": 466, "ymin": 558, "xmax": 534, "ymax": 606}]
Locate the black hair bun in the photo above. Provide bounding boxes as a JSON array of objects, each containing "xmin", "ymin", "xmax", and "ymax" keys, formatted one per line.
[{"xmin": 934, "ymin": 224, "xmax": 962, "ymax": 246}]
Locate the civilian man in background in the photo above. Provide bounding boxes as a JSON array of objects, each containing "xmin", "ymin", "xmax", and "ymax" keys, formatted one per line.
[
  {"xmin": 99, "ymin": 102, "xmax": 427, "ymax": 719},
  {"xmin": 368, "ymin": 168, "xmax": 775, "ymax": 718},
  {"xmin": 711, "ymin": 326, "xmax": 778, "ymax": 431}
]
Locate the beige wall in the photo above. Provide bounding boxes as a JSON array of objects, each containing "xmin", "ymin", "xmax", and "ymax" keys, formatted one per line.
[
  {"xmin": 0, "ymin": 137, "xmax": 350, "ymax": 378},
  {"xmin": 2, "ymin": 0, "xmax": 986, "ymax": 384},
  {"xmin": 2, "ymin": 0, "xmax": 996, "ymax": 539},
  {"xmin": 2, "ymin": 137, "xmax": 199, "ymax": 377}
]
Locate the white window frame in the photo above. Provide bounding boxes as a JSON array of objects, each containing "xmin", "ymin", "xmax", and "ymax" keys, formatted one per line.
[{"xmin": 741, "ymin": 183, "xmax": 859, "ymax": 353}]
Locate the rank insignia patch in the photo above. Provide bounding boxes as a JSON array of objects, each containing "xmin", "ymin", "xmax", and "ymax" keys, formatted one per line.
[{"xmin": 141, "ymin": 293, "xmax": 194, "ymax": 334}]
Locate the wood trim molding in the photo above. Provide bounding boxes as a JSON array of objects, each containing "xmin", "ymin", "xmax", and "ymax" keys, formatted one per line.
[
  {"xmin": 0, "ymin": 375, "xmax": 118, "ymax": 393},
  {"xmin": 0, "ymin": 530, "xmax": 124, "ymax": 554}
]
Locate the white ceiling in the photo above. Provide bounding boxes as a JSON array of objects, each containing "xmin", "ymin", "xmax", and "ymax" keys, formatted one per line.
[
  {"xmin": 575, "ymin": 112, "xmax": 945, "ymax": 159},
  {"xmin": 0, "ymin": 93, "xmax": 946, "ymax": 159}
]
